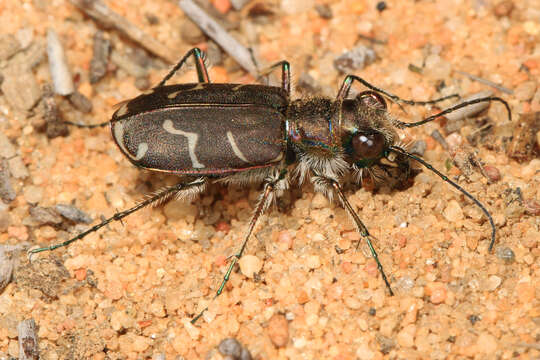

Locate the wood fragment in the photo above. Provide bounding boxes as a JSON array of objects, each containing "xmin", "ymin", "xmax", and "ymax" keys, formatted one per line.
[
  {"xmin": 68, "ymin": 91, "xmax": 93, "ymax": 113},
  {"xmin": 430, "ymin": 129, "xmax": 449, "ymax": 150},
  {"xmin": 70, "ymin": 0, "xmax": 176, "ymax": 63},
  {"xmin": 47, "ymin": 29, "xmax": 75, "ymax": 96},
  {"xmin": 444, "ymin": 90, "xmax": 494, "ymax": 122},
  {"xmin": 0, "ymin": 159, "xmax": 16, "ymax": 203},
  {"xmin": 0, "ymin": 245, "xmax": 14, "ymax": 292},
  {"xmin": 18, "ymin": 319, "xmax": 39, "ymax": 360},
  {"xmin": 110, "ymin": 49, "xmax": 148, "ymax": 77},
  {"xmin": 455, "ymin": 70, "xmax": 513, "ymax": 95},
  {"xmin": 42, "ymin": 84, "xmax": 69, "ymax": 138},
  {"xmin": 178, "ymin": 0, "xmax": 258, "ymax": 76},
  {"xmin": 89, "ymin": 30, "xmax": 110, "ymax": 83}
]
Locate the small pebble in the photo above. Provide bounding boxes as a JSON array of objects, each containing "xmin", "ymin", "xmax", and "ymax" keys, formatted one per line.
[
  {"xmin": 485, "ymin": 275, "xmax": 502, "ymax": 291},
  {"xmin": 110, "ymin": 50, "xmax": 147, "ymax": 78},
  {"xmin": 408, "ymin": 140, "xmax": 426, "ymax": 156},
  {"xmin": 430, "ymin": 129, "xmax": 449, "ymax": 150},
  {"xmin": 476, "ymin": 332, "xmax": 498, "ymax": 354},
  {"xmin": 1, "ymin": 70, "xmax": 41, "ymax": 111},
  {"xmin": 230, "ymin": 0, "xmax": 251, "ymax": 11},
  {"xmin": 281, "ymin": 0, "xmax": 314, "ymax": 14},
  {"xmin": 513, "ymin": 81, "xmax": 537, "ymax": 101},
  {"xmin": 493, "ymin": 0, "xmax": 514, "ymax": 17},
  {"xmin": 135, "ymin": 76, "xmax": 151, "ymax": 91},
  {"xmin": 0, "ymin": 34, "xmax": 21, "ymax": 61},
  {"xmin": 0, "ymin": 133, "xmax": 16, "ymax": 158},
  {"xmin": 238, "ymin": 255, "xmax": 262, "ymax": 278},
  {"xmin": 55, "ymin": 204, "xmax": 92, "ymax": 224},
  {"xmin": 267, "ymin": 314, "xmax": 289, "ymax": 348},
  {"xmin": 396, "ymin": 324, "xmax": 416, "ymax": 348},
  {"xmin": 7, "ymin": 156, "xmax": 29, "ymax": 179},
  {"xmin": 376, "ymin": 1, "xmax": 387, "ymax": 12},
  {"xmin": 182, "ymin": 318, "xmax": 200, "ymax": 340},
  {"xmin": 344, "ymin": 296, "xmax": 362, "ymax": 310},
  {"xmin": 296, "ymin": 72, "xmax": 322, "ymax": 95},
  {"xmin": 163, "ymin": 201, "xmax": 197, "ymax": 223},
  {"xmin": 428, "ymin": 283, "xmax": 447, "ymax": 304},
  {"xmin": 29, "ymin": 206, "xmax": 63, "ymax": 226},
  {"xmin": 68, "ymin": 91, "xmax": 93, "ymax": 113},
  {"xmin": 482, "ymin": 165, "xmax": 501, "ymax": 183},
  {"xmin": 180, "ymin": 20, "xmax": 206, "ymax": 45},
  {"xmin": 334, "ymin": 45, "xmax": 376, "ymax": 73},
  {"xmin": 16, "ymin": 27, "xmax": 33, "ymax": 50},
  {"xmin": 315, "ymin": 4, "xmax": 333, "ymax": 19},
  {"xmin": 218, "ymin": 338, "xmax": 242, "ymax": 358},
  {"xmin": 0, "ymin": 210, "xmax": 11, "ymax": 230},
  {"xmin": 495, "ymin": 246, "xmax": 515, "ymax": 263},
  {"xmin": 524, "ymin": 199, "xmax": 540, "ymax": 216},
  {"xmin": 311, "ymin": 192, "xmax": 328, "ymax": 209},
  {"xmin": 23, "ymin": 185, "xmax": 43, "ymax": 204},
  {"xmin": 0, "ymin": 160, "xmax": 16, "ymax": 203},
  {"xmin": 442, "ymin": 200, "xmax": 463, "ymax": 222},
  {"xmin": 445, "ymin": 133, "xmax": 463, "ymax": 149},
  {"xmin": 376, "ymin": 334, "xmax": 395, "ymax": 354},
  {"xmin": 212, "ymin": 0, "xmax": 232, "ymax": 14},
  {"xmin": 306, "ymin": 255, "xmax": 321, "ymax": 269}
]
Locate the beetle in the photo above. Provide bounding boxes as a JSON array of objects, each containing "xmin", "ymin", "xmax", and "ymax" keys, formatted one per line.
[{"xmin": 31, "ymin": 48, "xmax": 511, "ymax": 323}]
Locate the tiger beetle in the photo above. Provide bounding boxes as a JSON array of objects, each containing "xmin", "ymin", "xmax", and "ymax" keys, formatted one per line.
[{"xmin": 31, "ymin": 48, "xmax": 511, "ymax": 324}]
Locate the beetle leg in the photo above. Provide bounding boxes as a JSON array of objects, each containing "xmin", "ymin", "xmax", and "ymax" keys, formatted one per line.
[
  {"xmin": 312, "ymin": 175, "xmax": 394, "ymax": 296},
  {"xmin": 29, "ymin": 178, "xmax": 206, "ymax": 254},
  {"xmin": 157, "ymin": 47, "xmax": 210, "ymax": 87},
  {"xmin": 256, "ymin": 61, "xmax": 291, "ymax": 97},
  {"xmin": 192, "ymin": 169, "xmax": 287, "ymax": 324},
  {"xmin": 336, "ymin": 75, "xmax": 458, "ymax": 105}
]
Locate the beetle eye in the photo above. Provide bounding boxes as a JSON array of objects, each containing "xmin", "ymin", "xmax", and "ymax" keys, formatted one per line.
[
  {"xmin": 352, "ymin": 132, "xmax": 385, "ymax": 159},
  {"xmin": 356, "ymin": 91, "xmax": 387, "ymax": 110}
]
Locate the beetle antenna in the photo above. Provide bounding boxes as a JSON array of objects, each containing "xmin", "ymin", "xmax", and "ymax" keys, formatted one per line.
[
  {"xmin": 394, "ymin": 96, "xmax": 511, "ymax": 128},
  {"xmin": 389, "ymin": 145, "xmax": 496, "ymax": 252},
  {"xmin": 62, "ymin": 120, "xmax": 109, "ymax": 128}
]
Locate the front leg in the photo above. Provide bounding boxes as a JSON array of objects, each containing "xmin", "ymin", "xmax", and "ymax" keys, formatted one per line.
[{"xmin": 311, "ymin": 175, "xmax": 394, "ymax": 296}]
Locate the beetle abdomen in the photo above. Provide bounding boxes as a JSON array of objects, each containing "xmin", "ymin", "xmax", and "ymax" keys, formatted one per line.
[{"xmin": 111, "ymin": 105, "xmax": 285, "ymax": 174}]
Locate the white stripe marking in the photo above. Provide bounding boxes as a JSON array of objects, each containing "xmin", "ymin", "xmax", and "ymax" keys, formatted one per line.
[
  {"xmin": 226, "ymin": 131, "xmax": 249, "ymax": 163},
  {"xmin": 135, "ymin": 143, "xmax": 148, "ymax": 160},
  {"xmin": 163, "ymin": 119, "xmax": 205, "ymax": 168},
  {"xmin": 113, "ymin": 121, "xmax": 135, "ymax": 160}
]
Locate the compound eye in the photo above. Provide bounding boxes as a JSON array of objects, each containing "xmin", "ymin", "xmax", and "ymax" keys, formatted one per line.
[
  {"xmin": 356, "ymin": 91, "xmax": 387, "ymax": 110},
  {"xmin": 352, "ymin": 132, "xmax": 385, "ymax": 159}
]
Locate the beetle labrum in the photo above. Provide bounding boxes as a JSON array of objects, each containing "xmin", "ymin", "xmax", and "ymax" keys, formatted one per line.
[{"xmin": 31, "ymin": 48, "xmax": 511, "ymax": 323}]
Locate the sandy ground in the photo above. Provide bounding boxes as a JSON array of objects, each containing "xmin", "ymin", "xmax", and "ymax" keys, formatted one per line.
[{"xmin": 0, "ymin": 0, "xmax": 539, "ymax": 359}]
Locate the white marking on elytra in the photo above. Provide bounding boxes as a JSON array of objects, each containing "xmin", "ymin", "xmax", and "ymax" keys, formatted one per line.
[
  {"xmin": 113, "ymin": 121, "xmax": 136, "ymax": 160},
  {"xmin": 226, "ymin": 131, "xmax": 250, "ymax": 163},
  {"xmin": 269, "ymin": 151, "xmax": 284, "ymax": 163},
  {"xmin": 115, "ymin": 103, "xmax": 129, "ymax": 117},
  {"xmin": 185, "ymin": 83, "xmax": 205, "ymax": 91},
  {"xmin": 163, "ymin": 119, "xmax": 205, "ymax": 168},
  {"xmin": 232, "ymin": 84, "xmax": 244, "ymax": 91},
  {"xmin": 135, "ymin": 143, "xmax": 148, "ymax": 160},
  {"xmin": 167, "ymin": 90, "xmax": 181, "ymax": 99}
]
